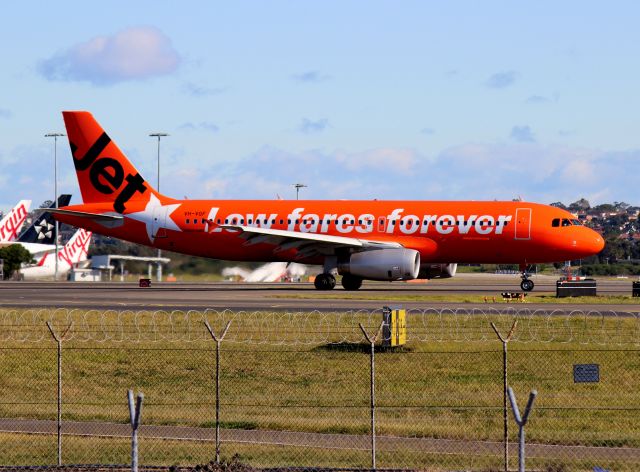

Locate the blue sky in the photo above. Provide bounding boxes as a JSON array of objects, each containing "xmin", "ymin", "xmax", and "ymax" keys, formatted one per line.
[{"xmin": 2, "ymin": 1, "xmax": 640, "ymax": 211}]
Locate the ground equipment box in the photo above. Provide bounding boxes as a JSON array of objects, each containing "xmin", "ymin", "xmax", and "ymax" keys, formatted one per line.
[
  {"xmin": 633, "ymin": 281, "xmax": 640, "ymax": 297},
  {"xmin": 556, "ymin": 279, "xmax": 597, "ymax": 297},
  {"xmin": 382, "ymin": 306, "xmax": 406, "ymax": 347}
]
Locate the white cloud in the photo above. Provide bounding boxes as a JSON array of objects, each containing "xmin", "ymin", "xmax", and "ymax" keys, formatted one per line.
[
  {"xmin": 5, "ymin": 137, "xmax": 639, "ymax": 209},
  {"xmin": 335, "ymin": 148, "xmax": 419, "ymax": 175},
  {"xmin": 38, "ymin": 26, "xmax": 180, "ymax": 85}
]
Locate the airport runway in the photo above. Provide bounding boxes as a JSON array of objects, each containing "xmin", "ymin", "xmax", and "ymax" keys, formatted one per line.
[{"xmin": 0, "ymin": 274, "xmax": 638, "ymax": 312}]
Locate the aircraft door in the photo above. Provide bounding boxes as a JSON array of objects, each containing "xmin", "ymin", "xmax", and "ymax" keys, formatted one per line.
[
  {"xmin": 378, "ymin": 217, "xmax": 387, "ymax": 233},
  {"xmin": 515, "ymin": 208, "xmax": 532, "ymax": 240}
]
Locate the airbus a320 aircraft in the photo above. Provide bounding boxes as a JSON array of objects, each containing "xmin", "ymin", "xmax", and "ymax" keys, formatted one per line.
[{"xmin": 50, "ymin": 111, "xmax": 604, "ymax": 291}]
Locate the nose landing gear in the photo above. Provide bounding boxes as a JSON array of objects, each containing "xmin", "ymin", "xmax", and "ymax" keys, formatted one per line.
[
  {"xmin": 519, "ymin": 264, "xmax": 535, "ymax": 291},
  {"xmin": 520, "ymin": 277, "xmax": 535, "ymax": 292}
]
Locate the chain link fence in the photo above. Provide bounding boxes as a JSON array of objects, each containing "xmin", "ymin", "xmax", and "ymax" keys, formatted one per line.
[{"xmin": 0, "ymin": 307, "xmax": 639, "ymax": 471}]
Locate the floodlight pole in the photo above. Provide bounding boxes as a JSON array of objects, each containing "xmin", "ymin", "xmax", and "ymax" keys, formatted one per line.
[
  {"xmin": 294, "ymin": 183, "xmax": 307, "ymax": 200},
  {"xmin": 45, "ymin": 133, "xmax": 65, "ymax": 281},
  {"xmin": 149, "ymin": 133, "xmax": 169, "ymax": 282}
]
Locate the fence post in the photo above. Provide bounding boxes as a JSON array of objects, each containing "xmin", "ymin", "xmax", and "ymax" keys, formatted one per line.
[
  {"xmin": 204, "ymin": 320, "xmax": 232, "ymax": 463},
  {"xmin": 507, "ymin": 387, "xmax": 537, "ymax": 472},
  {"xmin": 490, "ymin": 320, "xmax": 517, "ymax": 472},
  {"xmin": 46, "ymin": 321, "xmax": 73, "ymax": 466},
  {"xmin": 359, "ymin": 320, "xmax": 384, "ymax": 470},
  {"xmin": 128, "ymin": 390, "xmax": 144, "ymax": 472}
]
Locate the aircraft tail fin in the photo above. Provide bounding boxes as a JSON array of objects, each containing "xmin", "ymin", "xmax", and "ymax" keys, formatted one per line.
[
  {"xmin": 57, "ymin": 228, "xmax": 92, "ymax": 268},
  {"xmin": 0, "ymin": 199, "xmax": 32, "ymax": 242},
  {"xmin": 62, "ymin": 111, "xmax": 163, "ymax": 213},
  {"xmin": 18, "ymin": 195, "xmax": 71, "ymax": 244}
]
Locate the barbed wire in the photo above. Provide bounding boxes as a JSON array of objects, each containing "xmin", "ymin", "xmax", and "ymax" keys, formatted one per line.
[{"xmin": 0, "ymin": 308, "xmax": 638, "ymax": 345}]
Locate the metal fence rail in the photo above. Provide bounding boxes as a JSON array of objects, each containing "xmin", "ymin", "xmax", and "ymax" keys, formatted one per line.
[
  {"xmin": 0, "ymin": 308, "xmax": 638, "ymax": 471},
  {"xmin": 1, "ymin": 307, "xmax": 639, "ymax": 344}
]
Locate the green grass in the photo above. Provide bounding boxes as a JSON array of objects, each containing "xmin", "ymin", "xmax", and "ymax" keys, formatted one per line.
[{"xmin": 1, "ymin": 309, "xmax": 640, "ymax": 470}]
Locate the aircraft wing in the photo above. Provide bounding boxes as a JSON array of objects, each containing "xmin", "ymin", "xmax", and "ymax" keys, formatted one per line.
[{"xmin": 220, "ymin": 225, "xmax": 402, "ymax": 257}]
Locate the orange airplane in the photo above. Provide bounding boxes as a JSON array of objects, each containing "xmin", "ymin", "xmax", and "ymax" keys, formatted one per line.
[{"xmin": 51, "ymin": 111, "xmax": 605, "ymax": 291}]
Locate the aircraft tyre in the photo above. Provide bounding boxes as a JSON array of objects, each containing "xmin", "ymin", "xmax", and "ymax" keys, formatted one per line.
[
  {"xmin": 520, "ymin": 279, "xmax": 535, "ymax": 292},
  {"xmin": 314, "ymin": 273, "xmax": 336, "ymax": 290},
  {"xmin": 341, "ymin": 274, "xmax": 363, "ymax": 291}
]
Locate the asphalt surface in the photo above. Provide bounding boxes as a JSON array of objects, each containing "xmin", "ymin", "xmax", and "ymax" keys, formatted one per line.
[
  {"xmin": 0, "ymin": 274, "xmax": 638, "ymax": 312},
  {"xmin": 0, "ymin": 418, "xmax": 638, "ymax": 462}
]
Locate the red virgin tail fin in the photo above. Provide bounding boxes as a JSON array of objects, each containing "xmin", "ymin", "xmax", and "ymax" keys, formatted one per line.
[
  {"xmin": 62, "ymin": 111, "xmax": 162, "ymax": 213},
  {"xmin": 0, "ymin": 199, "xmax": 31, "ymax": 242}
]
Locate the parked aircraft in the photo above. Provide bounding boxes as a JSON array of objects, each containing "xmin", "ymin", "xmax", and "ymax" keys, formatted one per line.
[
  {"xmin": 20, "ymin": 228, "xmax": 92, "ymax": 280},
  {"xmin": 50, "ymin": 111, "xmax": 604, "ymax": 291},
  {"xmin": 0, "ymin": 199, "xmax": 31, "ymax": 243},
  {"xmin": 15, "ymin": 195, "xmax": 72, "ymax": 255}
]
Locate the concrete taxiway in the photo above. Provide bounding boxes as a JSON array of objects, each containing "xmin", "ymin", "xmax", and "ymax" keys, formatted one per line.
[{"xmin": 0, "ymin": 274, "xmax": 637, "ymax": 312}]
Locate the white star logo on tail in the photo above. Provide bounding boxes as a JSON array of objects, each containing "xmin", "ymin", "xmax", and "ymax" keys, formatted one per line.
[{"xmin": 125, "ymin": 194, "xmax": 182, "ymax": 243}]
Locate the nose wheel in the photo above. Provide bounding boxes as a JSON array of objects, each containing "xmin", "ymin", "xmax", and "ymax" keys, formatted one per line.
[
  {"xmin": 520, "ymin": 277, "xmax": 535, "ymax": 292},
  {"xmin": 314, "ymin": 273, "xmax": 336, "ymax": 290}
]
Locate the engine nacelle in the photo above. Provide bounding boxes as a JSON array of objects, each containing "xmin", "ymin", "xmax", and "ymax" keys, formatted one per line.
[
  {"xmin": 418, "ymin": 263, "xmax": 458, "ymax": 279},
  {"xmin": 338, "ymin": 249, "xmax": 420, "ymax": 281}
]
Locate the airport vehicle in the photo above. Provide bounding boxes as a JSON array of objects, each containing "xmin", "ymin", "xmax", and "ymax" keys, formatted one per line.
[
  {"xmin": 0, "ymin": 199, "xmax": 31, "ymax": 243},
  {"xmin": 20, "ymin": 228, "xmax": 92, "ymax": 280},
  {"xmin": 51, "ymin": 111, "xmax": 604, "ymax": 291}
]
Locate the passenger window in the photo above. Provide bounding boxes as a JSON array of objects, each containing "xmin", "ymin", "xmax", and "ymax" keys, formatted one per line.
[
  {"xmin": 186, "ymin": 219, "xmax": 190, "ymax": 224},
  {"xmin": 552, "ymin": 218, "xmax": 560, "ymax": 227}
]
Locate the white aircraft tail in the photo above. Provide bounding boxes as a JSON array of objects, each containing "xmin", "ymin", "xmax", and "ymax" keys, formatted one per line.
[
  {"xmin": 0, "ymin": 199, "xmax": 32, "ymax": 242},
  {"xmin": 57, "ymin": 228, "xmax": 92, "ymax": 268}
]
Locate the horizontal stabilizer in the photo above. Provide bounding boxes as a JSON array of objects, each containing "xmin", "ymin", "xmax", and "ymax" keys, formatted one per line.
[
  {"xmin": 48, "ymin": 208, "xmax": 124, "ymax": 229},
  {"xmin": 47, "ymin": 208, "xmax": 122, "ymax": 220}
]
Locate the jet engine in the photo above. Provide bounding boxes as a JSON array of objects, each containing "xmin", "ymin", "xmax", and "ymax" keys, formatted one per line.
[
  {"xmin": 337, "ymin": 248, "xmax": 420, "ymax": 281},
  {"xmin": 418, "ymin": 263, "xmax": 458, "ymax": 279}
]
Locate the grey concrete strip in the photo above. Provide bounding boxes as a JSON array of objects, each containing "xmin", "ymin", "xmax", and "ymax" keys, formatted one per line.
[
  {"xmin": 0, "ymin": 279, "xmax": 637, "ymax": 312},
  {"xmin": 0, "ymin": 418, "xmax": 638, "ymax": 461}
]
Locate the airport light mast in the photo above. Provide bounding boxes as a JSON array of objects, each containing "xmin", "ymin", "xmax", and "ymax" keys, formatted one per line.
[
  {"xmin": 294, "ymin": 183, "xmax": 307, "ymax": 200},
  {"xmin": 149, "ymin": 132, "xmax": 169, "ymax": 282},
  {"xmin": 45, "ymin": 132, "xmax": 65, "ymax": 281}
]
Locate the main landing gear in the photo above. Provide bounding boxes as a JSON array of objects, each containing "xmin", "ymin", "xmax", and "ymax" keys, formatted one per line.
[
  {"xmin": 341, "ymin": 274, "xmax": 363, "ymax": 291},
  {"xmin": 519, "ymin": 264, "xmax": 535, "ymax": 292},
  {"xmin": 313, "ymin": 273, "xmax": 364, "ymax": 291},
  {"xmin": 314, "ymin": 273, "xmax": 336, "ymax": 290}
]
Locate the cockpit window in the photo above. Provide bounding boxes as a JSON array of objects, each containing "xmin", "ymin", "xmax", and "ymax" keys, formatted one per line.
[
  {"xmin": 552, "ymin": 218, "xmax": 560, "ymax": 227},
  {"xmin": 571, "ymin": 219, "xmax": 581, "ymax": 225},
  {"xmin": 561, "ymin": 218, "xmax": 571, "ymax": 227}
]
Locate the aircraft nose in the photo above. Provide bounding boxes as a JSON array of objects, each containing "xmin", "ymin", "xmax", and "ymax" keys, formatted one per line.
[
  {"xmin": 590, "ymin": 231, "xmax": 605, "ymax": 254},
  {"xmin": 563, "ymin": 227, "xmax": 605, "ymax": 258},
  {"xmin": 577, "ymin": 228, "xmax": 604, "ymax": 256}
]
